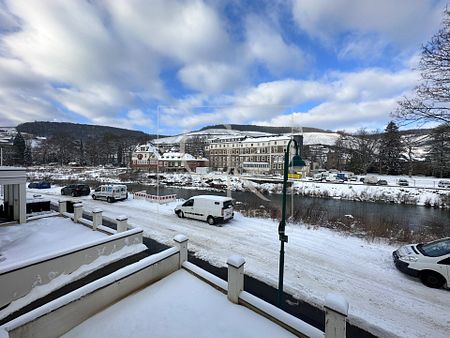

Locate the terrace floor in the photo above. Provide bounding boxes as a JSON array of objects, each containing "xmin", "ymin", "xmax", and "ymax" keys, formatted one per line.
[
  {"xmin": 63, "ymin": 269, "xmax": 295, "ymax": 338},
  {"xmin": 0, "ymin": 216, "xmax": 107, "ymax": 268}
]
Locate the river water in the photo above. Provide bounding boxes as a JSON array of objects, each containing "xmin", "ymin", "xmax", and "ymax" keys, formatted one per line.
[{"xmin": 127, "ymin": 184, "xmax": 449, "ymax": 239}]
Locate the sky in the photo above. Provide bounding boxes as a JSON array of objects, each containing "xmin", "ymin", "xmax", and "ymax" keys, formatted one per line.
[{"xmin": 0, "ymin": 0, "xmax": 447, "ymax": 135}]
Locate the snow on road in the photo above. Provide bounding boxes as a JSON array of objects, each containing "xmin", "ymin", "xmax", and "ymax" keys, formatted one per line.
[{"xmin": 29, "ymin": 187, "xmax": 450, "ymax": 338}]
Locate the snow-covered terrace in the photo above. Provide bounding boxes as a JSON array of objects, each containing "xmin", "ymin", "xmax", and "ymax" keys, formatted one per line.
[
  {"xmin": 1, "ymin": 237, "xmax": 347, "ymax": 338},
  {"xmin": 63, "ymin": 269, "xmax": 297, "ymax": 338},
  {"xmin": 0, "ymin": 206, "xmax": 146, "ymax": 318}
]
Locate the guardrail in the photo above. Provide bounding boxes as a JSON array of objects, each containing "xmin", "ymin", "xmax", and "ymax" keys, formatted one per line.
[{"xmin": 133, "ymin": 190, "xmax": 177, "ymax": 204}]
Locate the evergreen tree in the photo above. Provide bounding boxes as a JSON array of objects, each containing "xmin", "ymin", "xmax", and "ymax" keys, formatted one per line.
[
  {"xmin": 12, "ymin": 132, "xmax": 26, "ymax": 165},
  {"xmin": 24, "ymin": 145, "xmax": 33, "ymax": 166},
  {"xmin": 427, "ymin": 124, "xmax": 450, "ymax": 177},
  {"xmin": 379, "ymin": 121, "xmax": 404, "ymax": 175}
]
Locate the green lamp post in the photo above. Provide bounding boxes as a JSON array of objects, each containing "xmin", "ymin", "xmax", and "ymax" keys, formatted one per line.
[{"xmin": 277, "ymin": 138, "xmax": 305, "ymax": 307}]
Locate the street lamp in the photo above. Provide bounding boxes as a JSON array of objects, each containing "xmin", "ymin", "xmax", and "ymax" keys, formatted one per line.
[{"xmin": 277, "ymin": 138, "xmax": 305, "ymax": 307}]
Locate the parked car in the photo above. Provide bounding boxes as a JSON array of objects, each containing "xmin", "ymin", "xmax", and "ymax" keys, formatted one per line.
[
  {"xmin": 365, "ymin": 175, "xmax": 378, "ymax": 185},
  {"xmin": 393, "ymin": 238, "xmax": 450, "ymax": 288},
  {"xmin": 61, "ymin": 184, "xmax": 90, "ymax": 197},
  {"xmin": 28, "ymin": 181, "xmax": 51, "ymax": 189},
  {"xmin": 437, "ymin": 180, "xmax": 450, "ymax": 188},
  {"xmin": 398, "ymin": 179, "xmax": 409, "ymax": 186},
  {"xmin": 92, "ymin": 184, "xmax": 128, "ymax": 203},
  {"xmin": 376, "ymin": 179, "xmax": 388, "ymax": 186},
  {"xmin": 174, "ymin": 195, "xmax": 234, "ymax": 225}
]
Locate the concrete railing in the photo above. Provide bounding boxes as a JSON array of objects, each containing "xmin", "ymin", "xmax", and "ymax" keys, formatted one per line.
[
  {"xmin": 0, "ymin": 227, "xmax": 143, "ymax": 311},
  {"xmin": 133, "ymin": 190, "xmax": 177, "ymax": 204},
  {"xmin": 1, "ymin": 235, "xmax": 349, "ymax": 338},
  {"xmin": 181, "ymin": 241, "xmax": 348, "ymax": 338},
  {"xmin": 1, "ymin": 246, "xmax": 180, "ymax": 338}
]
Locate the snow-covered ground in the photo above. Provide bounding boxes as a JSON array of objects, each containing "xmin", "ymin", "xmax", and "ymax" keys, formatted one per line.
[
  {"xmin": 26, "ymin": 167, "xmax": 450, "ymax": 207},
  {"xmin": 28, "ymin": 186, "xmax": 450, "ymax": 338},
  {"xmin": 0, "ymin": 216, "xmax": 106, "ymax": 266},
  {"xmin": 63, "ymin": 269, "xmax": 296, "ymax": 338}
]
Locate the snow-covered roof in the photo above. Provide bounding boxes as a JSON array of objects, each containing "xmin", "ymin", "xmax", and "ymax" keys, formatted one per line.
[
  {"xmin": 154, "ymin": 129, "xmax": 271, "ymax": 145},
  {"xmin": 191, "ymin": 195, "xmax": 233, "ymax": 202},
  {"xmin": 160, "ymin": 152, "xmax": 207, "ymax": 161},
  {"xmin": 134, "ymin": 142, "xmax": 161, "ymax": 158}
]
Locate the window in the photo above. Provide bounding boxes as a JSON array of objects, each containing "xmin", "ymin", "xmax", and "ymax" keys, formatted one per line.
[{"xmin": 183, "ymin": 199, "xmax": 194, "ymax": 207}]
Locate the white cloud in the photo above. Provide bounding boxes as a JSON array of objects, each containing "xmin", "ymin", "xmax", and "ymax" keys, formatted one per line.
[
  {"xmin": 292, "ymin": 0, "xmax": 445, "ymax": 57},
  {"xmin": 169, "ymin": 67, "xmax": 418, "ymax": 130},
  {"xmin": 255, "ymin": 99, "xmax": 399, "ymax": 131},
  {"xmin": 243, "ymin": 16, "xmax": 308, "ymax": 74},
  {"xmin": 178, "ymin": 62, "xmax": 244, "ymax": 94}
]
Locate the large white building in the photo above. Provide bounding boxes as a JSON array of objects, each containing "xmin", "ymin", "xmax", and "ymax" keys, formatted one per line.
[{"xmin": 207, "ymin": 134, "xmax": 307, "ymax": 174}]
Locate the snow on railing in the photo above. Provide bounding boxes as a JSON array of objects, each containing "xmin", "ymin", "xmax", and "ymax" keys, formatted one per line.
[{"xmin": 133, "ymin": 190, "xmax": 177, "ymax": 204}]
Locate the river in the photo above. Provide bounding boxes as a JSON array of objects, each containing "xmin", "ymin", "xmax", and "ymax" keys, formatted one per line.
[{"xmin": 127, "ymin": 184, "xmax": 450, "ymax": 239}]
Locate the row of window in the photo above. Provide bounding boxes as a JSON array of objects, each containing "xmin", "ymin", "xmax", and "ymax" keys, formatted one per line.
[{"xmin": 209, "ymin": 140, "xmax": 288, "ymax": 149}]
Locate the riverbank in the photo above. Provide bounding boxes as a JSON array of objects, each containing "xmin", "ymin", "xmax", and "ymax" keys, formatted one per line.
[{"xmin": 26, "ymin": 166, "xmax": 450, "ymax": 208}]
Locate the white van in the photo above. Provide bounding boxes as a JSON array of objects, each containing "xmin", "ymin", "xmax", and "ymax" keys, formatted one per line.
[
  {"xmin": 174, "ymin": 195, "xmax": 234, "ymax": 225},
  {"xmin": 92, "ymin": 184, "xmax": 128, "ymax": 203}
]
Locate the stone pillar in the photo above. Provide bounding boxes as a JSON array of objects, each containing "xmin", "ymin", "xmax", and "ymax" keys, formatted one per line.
[
  {"xmin": 116, "ymin": 215, "xmax": 128, "ymax": 232},
  {"xmin": 13, "ymin": 184, "xmax": 19, "ymax": 221},
  {"xmin": 324, "ymin": 294, "xmax": 349, "ymax": 338},
  {"xmin": 227, "ymin": 255, "xmax": 245, "ymax": 304},
  {"xmin": 173, "ymin": 234, "xmax": 188, "ymax": 268},
  {"xmin": 92, "ymin": 208, "xmax": 103, "ymax": 231},
  {"xmin": 73, "ymin": 203, "xmax": 83, "ymax": 223},
  {"xmin": 19, "ymin": 182, "xmax": 26, "ymax": 224},
  {"xmin": 58, "ymin": 200, "xmax": 67, "ymax": 214}
]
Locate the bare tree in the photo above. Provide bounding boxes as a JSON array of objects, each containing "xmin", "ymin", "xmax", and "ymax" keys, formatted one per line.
[
  {"xmin": 395, "ymin": 9, "xmax": 450, "ymax": 125},
  {"xmin": 347, "ymin": 129, "xmax": 380, "ymax": 174},
  {"xmin": 402, "ymin": 133, "xmax": 429, "ymax": 177}
]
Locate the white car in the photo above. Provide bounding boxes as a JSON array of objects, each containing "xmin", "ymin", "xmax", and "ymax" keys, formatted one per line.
[
  {"xmin": 91, "ymin": 184, "xmax": 128, "ymax": 203},
  {"xmin": 393, "ymin": 238, "xmax": 450, "ymax": 288},
  {"xmin": 174, "ymin": 195, "xmax": 234, "ymax": 225}
]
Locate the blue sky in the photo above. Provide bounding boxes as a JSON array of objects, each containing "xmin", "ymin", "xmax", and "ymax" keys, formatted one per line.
[{"xmin": 0, "ymin": 0, "xmax": 447, "ymax": 135}]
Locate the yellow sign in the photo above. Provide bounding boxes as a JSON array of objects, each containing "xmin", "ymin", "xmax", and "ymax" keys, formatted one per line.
[{"xmin": 288, "ymin": 173, "xmax": 302, "ymax": 179}]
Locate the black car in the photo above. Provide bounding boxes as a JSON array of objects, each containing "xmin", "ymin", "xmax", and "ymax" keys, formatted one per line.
[
  {"xmin": 377, "ymin": 179, "xmax": 388, "ymax": 186},
  {"xmin": 61, "ymin": 184, "xmax": 91, "ymax": 197},
  {"xmin": 28, "ymin": 181, "xmax": 51, "ymax": 189}
]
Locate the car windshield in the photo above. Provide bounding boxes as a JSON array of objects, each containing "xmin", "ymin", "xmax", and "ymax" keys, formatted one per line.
[{"xmin": 417, "ymin": 238, "xmax": 450, "ymax": 257}]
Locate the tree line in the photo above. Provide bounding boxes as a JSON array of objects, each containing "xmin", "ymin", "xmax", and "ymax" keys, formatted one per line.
[
  {"xmin": 8, "ymin": 131, "xmax": 149, "ymax": 167},
  {"xmin": 304, "ymin": 122, "xmax": 450, "ymax": 177}
]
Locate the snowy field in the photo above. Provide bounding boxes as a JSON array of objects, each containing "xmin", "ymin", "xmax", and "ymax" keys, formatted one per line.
[
  {"xmin": 63, "ymin": 269, "xmax": 295, "ymax": 338},
  {"xmin": 27, "ymin": 186, "xmax": 450, "ymax": 338}
]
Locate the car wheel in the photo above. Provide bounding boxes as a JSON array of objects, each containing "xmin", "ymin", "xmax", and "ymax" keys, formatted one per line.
[
  {"xmin": 92, "ymin": 194, "xmax": 96, "ymax": 200},
  {"xmin": 207, "ymin": 216, "xmax": 215, "ymax": 225},
  {"xmin": 71, "ymin": 192, "xmax": 76, "ymax": 197},
  {"xmin": 420, "ymin": 271, "xmax": 445, "ymax": 288},
  {"xmin": 107, "ymin": 197, "xmax": 112, "ymax": 203},
  {"xmin": 176, "ymin": 211, "xmax": 182, "ymax": 218}
]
